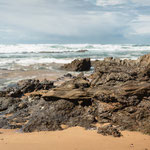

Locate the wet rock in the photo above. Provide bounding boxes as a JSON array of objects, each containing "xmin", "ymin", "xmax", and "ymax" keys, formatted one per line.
[
  {"xmin": 61, "ymin": 58, "xmax": 91, "ymax": 71},
  {"xmin": 5, "ymin": 79, "xmax": 54, "ymax": 97},
  {"xmin": 64, "ymin": 73, "xmax": 73, "ymax": 78},
  {"xmin": 97, "ymin": 125, "xmax": 122, "ymax": 137},
  {"xmin": 77, "ymin": 50, "xmax": 88, "ymax": 53}
]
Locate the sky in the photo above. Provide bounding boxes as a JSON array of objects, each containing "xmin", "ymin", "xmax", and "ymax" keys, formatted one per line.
[{"xmin": 0, "ymin": 0, "xmax": 150, "ymax": 44}]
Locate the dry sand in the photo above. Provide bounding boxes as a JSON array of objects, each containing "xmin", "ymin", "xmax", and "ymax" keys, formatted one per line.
[{"xmin": 0, "ymin": 127, "xmax": 150, "ymax": 150}]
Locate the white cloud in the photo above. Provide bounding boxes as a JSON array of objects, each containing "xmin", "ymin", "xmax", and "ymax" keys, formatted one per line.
[
  {"xmin": 0, "ymin": 0, "xmax": 150, "ymax": 43},
  {"xmin": 0, "ymin": 0, "xmax": 128, "ymax": 37},
  {"xmin": 96, "ymin": 0, "xmax": 127, "ymax": 6},
  {"xmin": 131, "ymin": 0, "xmax": 150, "ymax": 6},
  {"xmin": 129, "ymin": 15, "xmax": 150, "ymax": 35},
  {"xmin": 96, "ymin": 0, "xmax": 150, "ymax": 6}
]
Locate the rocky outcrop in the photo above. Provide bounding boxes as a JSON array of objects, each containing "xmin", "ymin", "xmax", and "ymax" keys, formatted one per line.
[
  {"xmin": 61, "ymin": 58, "xmax": 91, "ymax": 71},
  {"xmin": 0, "ymin": 79, "xmax": 54, "ymax": 98},
  {"xmin": 97, "ymin": 125, "xmax": 122, "ymax": 137},
  {"xmin": 43, "ymin": 75, "xmax": 90, "ymax": 101},
  {"xmin": 1, "ymin": 54, "xmax": 150, "ymax": 136},
  {"xmin": 77, "ymin": 50, "xmax": 88, "ymax": 53},
  {"xmin": 138, "ymin": 53, "xmax": 150, "ymax": 66}
]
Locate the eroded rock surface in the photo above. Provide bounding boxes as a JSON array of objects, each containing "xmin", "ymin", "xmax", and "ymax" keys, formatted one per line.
[
  {"xmin": 97, "ymin": 125, "xmax": 122, "ymax": 137},
  {"xmin": 61, "ymin": 58, "xmax": 91, "ymax": 71},
  {"xmin": 1, "ymin": 54, "xmax": 150, "ymax": 136},
  {"xmin": 0, "ymin": 79, "xmax": 54, "ymax": 98}
]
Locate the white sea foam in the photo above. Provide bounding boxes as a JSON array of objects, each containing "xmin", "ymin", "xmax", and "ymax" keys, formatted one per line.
[
  {"xmin": 0, "ymin": 44, "xmax": 150, "ymax": 54},
  {"xmin": 16, "ymin": 58, "xmax": 73, "ymax": 66},
  {"xmin": 0, "ymin": 44, "xmax": 150, "ymax": 70},
  {"xmin": 0, "ymin": 58, "xmax": 73, "ymax": 68}
]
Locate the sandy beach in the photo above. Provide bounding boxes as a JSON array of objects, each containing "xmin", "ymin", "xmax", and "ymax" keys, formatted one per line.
[{"xmin": 0, "ymin": 127, "xmax": 150, "ymax": 150}]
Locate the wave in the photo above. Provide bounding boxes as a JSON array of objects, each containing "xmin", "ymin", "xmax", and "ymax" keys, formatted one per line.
[
  {"xmin": 0, "ymin": 44, "xmax": 150, "ymax": 71},
  {"xmin": 0, "ymin": 44, "xmax": 150, "ymax": 54},
  {"xmin": 0, "ymin": 57, "xmax": 73, "ymax": 68}
]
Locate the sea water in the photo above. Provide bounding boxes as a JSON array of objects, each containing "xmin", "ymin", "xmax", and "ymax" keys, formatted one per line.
[
  {"xmin": 0, "ymin": 44, "xmax": 150, "ymax": 69},
  {"xmin": 0, "ymin": 44, "xmax": 150, "ymax": 89}
]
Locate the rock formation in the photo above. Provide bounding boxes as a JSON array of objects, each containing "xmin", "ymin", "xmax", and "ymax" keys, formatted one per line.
[
  {"xmin": 1, "ymin": 54, "xmax": 150, "ymax": 137},
  {"xmin": 61, "ymin": 58, "xmax": 91, "ymax": 71}
]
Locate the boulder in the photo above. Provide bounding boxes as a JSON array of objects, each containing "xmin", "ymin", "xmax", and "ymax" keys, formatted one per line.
[
  {"xmin": 77, "ymin": 50, "xmax": 88, "ymax": 53},
  {"xmin": 61, "ymin": 58, "xmax": 91, "ymax": 71},
  {"xmin": 97, "ymin": 124, "xmax": 122, "ymax": 137}
]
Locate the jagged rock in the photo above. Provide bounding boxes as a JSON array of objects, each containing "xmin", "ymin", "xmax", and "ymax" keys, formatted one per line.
[
  {"xmin": 1, "ymin": 54, "xmax": 150, "ymax": 136},
  {"xmin": 61, "ymin": 58, "xmax": 91, "ymax": 71},
  {"xmin": 4, "ymin": 79, "xmax": 54, "ymax": 98},
  {"xmin": 77, "ymin": 50, "xmax": 88, "ymax": 53},
  {"xmin": 42, "ymin": 88, "xmax": 90, "ymax": 101},
  {"xmin": 42, "ymin": 75, "xmax": 91, "ymax": 101},
  {"xmin": 138, "ymin": 53, "xmax": 150, "ymax": 66},
  {"xmin": 140, "ymin": 64, "xmax": 150, "ymax": 78},
  {"xmin": 0, "ymin": 97, "xmax": 19, "ymax": 111},
  {"xmin": 0, "ymin": 91, "xmax": 7, "ymax": 97},
  {"xmin": 64, "ymin": 73, "xmax": 73, "ymax": 78},
  {"xmin": 22, "ymin": 98, "xmax": 95, "ymax": 132},
  {"xmin": 97, "ymin": 125, "xmax": 122, "ymax": 137}
]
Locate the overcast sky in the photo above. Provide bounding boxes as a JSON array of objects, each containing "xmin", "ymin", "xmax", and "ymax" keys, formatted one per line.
[{"xmin": 0, "ymin": 0, "xmax": 150, "ymax": 44}]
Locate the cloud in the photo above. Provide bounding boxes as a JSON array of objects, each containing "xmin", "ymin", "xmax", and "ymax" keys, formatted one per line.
[
  {"xmin": 129, "ymin": 15, "xmax": 150, "ymax": 35},
  {"xmin": 0, "ymin": 1, "xmax": 126, "ymax": 39},
  {"xmin": 132, "ymin": 0, "xmax": 150, "ymax": 6},
  {"xmin": 96, "ymin": 0, "xmax": 150, "ymax": 6},
  {"xmin": 0, "ymin": 0, "xmax": 150, "ymax": 44},
  {"xmin": 96, "ymin": 0, "xmax": 127, "ymax": 6}
]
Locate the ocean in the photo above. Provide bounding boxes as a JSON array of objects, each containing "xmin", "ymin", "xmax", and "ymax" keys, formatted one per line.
[{"xmin": 0, "ymin": 44, "xmax": 150, "ymax": 89}]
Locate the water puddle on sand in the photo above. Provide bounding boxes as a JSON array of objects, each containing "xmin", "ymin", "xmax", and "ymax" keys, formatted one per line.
[{"xmin": 0, "ymin": 63, "xmax": 67, "ymax": 90}]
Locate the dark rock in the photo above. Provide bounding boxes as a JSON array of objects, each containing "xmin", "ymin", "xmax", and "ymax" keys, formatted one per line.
[
  {"xmin": 97, "ymin": 125, "xmax": 122, "ymax": 137},
  {"xmin": 0, "ymin": 91, "xmax": 7, "ymax": 97},
  {"xmin": 1, "ymin": 54, "xmax": 150, "ymax": 136},
  {"xmin": 0, "ymin": 97, "xmax": 18, "ymax": 111},
  {"xmin": 61, "ymin": 58, "xmax": 91, "ymax": 71},
  {"xmin": 64, "ymin": 73, "xmax": 73, "ymax": 78},
  {"xmin": 22, "ymin": 99, "xmax": 95, "ymax": 132},
  {"xmin": 77, "ymin": 50, "xmax": 88, "ymax": 53},
  {"xmin": 5, "ymin": 79, "xmax": 54, "ymax": 98}
]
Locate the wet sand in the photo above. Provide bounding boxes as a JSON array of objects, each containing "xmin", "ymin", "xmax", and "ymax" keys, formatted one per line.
[
  {"xmin": 0, "ymin": 63, "xmax": 69, "ymax": 90},
  {"xmin": 0, "ymin": 127, "xmax": 150, "ymax": 150},
  {"xmin": 0, "ymin": 62, "xmax": 86, "ymax": 90}
]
